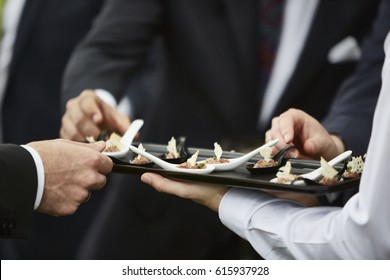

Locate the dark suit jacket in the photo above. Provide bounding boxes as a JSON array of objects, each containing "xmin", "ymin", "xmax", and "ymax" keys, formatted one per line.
[
  {"xmin": 2, "ymin": 0, "xmax": 104, "ymax": 144},
  {"xmin": 0, "ymin": 0, "xmax": 105, "ymax": 259},
  {"xmin": 324, "ymin": 0, "xmax": 390, "ymax": 156},
  {"xmin": 0, "ymin": 145, "xmax": 37, "ymax": 238},
  {"xmin": 63, "ymin": 0, "xmax": 380, "ymax": 148},
  {"xmin": 61, "ymin": 0, "xmax": 381, "ymax": 259}
]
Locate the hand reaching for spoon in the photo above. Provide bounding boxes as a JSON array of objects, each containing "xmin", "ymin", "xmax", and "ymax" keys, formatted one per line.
[
  {"xmin": 265, "ymin": 109, "xmax": 345, "ymax": 160},
  {"xmin": 61, "ymin": 90, "xmax": 131, "ymax": 142}
]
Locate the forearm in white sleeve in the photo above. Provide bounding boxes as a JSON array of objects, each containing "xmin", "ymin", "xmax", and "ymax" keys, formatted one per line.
[
  {"xmin": 219, "ymin": 188, "xmax": 308, "ymax": 259},
  {"xmin": 219, "ymin": 186, "xmax": 389, "ymax": 260},
  {"xmin": 218, "ymin": 32, "xmax": 390, "ymax": 260}
]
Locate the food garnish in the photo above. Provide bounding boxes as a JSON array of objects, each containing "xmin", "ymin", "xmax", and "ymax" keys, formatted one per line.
[
  {"xmin": 103, "ymin": 133, "xmax": 125, "ymax": 152},
  {"xmin": 253, "ymin": 146, "xmax": 278, "ymax": 168},
  {"xmin": 131, "ymin": 143, "xmax": 151, "ymax": 165},
  {"xmin": 178, "ymin": 150, "xmax": 206, "ymax": 169},
  {"xmin": 205, "ymin": 142, "xmax": 230, "ymax": 164},
  {"xmin": 86, "ymin": 136, "xmax": 96, "ymax": 143},
  {"xmin": 87, "ymin": 132, "xmax": 125, "ymax": 153},
  {"xmin": 343, "ymin": 155, "xmax": 365, "ymax": 178},
  {"xmin": 319, "ymin": 157, "xmax": 339, "ymax": 185},
  {"xmin": 165, "ymin": 137, "xmax": 180, "ymax": 159},
  {"xmin": 270, "ymin": 161, "xmax": 297, "ymax": 184}
]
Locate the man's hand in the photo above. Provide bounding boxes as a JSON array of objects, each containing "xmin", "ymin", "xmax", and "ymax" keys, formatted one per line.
[
  {"xmin": 265, "ymin": 109, "xmax": 345, "ymax": 160},
  {"xmin": 60, "ymin": 90, "xmax": 131, "ymax": 141},
  {"xmin": 27, "ymin": 139, "xmax": 113, "ymax": 216},
  {"xmin": 141, "ymin": 173, "xmax": 229, "ymax": 212}
]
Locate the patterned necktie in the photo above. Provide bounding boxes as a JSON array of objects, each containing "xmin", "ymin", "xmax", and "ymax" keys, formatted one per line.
[
  {"xmin": 0, "ymin": 0, "xmax": 6, "ymax": 39},
  {"xmin": 258, "ymin": 0, "xmax": 284, "ymax": 96}
]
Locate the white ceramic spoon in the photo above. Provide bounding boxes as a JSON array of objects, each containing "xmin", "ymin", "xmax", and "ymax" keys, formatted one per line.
[
  {"xmin": 128, "ymin": 144, "xmax": 215, "ymax": 174},
  {"xmin": 103, "ymin": 119, "xmax": 144, "ymax": 158},
  {"xmin": 199, "ymin": 138, "xmax": 279, "ymax": 171},
  {"xmin": 293, "ymin": 150, "xmax": 352, "ymax": 185}
]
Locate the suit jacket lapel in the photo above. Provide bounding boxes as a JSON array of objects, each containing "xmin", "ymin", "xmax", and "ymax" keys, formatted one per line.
[
  {"xmin": 9, "ymin": 0, "xmax": 45, "ymax": 77},
  {"xmin": 276, "ymin": 1, "xmax": 354, "ymax": 113},
  {"xmin": 223, "ymin": 0, "xmax": 258, "ymax": 93}
]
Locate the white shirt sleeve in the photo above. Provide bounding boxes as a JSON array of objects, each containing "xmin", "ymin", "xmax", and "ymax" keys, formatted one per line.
[
  {"xmin": 95, "ymin": 89, "xmax": 118, "ymax": 108},
  {"xmin": 20, "ymin": 145, "xmax": 44, "ymax": 210},
  {"xmin": 95, "ymin": 89, "xmax": 133, "ymax": 116},
  {"xmin": 219, "ymin": 32, "xmax": 390, "ymax": 260}
]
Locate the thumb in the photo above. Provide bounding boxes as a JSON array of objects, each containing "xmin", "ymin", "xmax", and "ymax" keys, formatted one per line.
[
  {"xmin": 109, "ymin": 110, "xmax": 131, "ymax": 135},
  {"xmin": 303, "ymin": 139, "xmax": 318, "ymax": 155},
  {"xmin": 88, "ymin": 141, "xmax": 107, "ymax": 152},
  {"xmin": 113, "ymin": 108, "xmax": 131, "ymax": 135},
  {"xmin": 79, "ymin": 90, "xmax": 104, "ymax": 125},
  {"xmin": 89, "ymin": 98, "xmax": 103, "ymax": 125},
  {"xmin": 114, "ymin": 113, "xmax": 131, "ymax": 135}
]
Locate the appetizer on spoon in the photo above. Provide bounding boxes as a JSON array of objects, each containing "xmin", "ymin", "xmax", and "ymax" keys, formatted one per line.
[
  {"xmin": 102, "ymin": 119, "xmax": 144, "ymax": 158},
  {"xmin": 342, "ymin": 155, "xmax": 365, "ymax": 179},
  {"xmin": 246, "ymin": 145, "xmax": 295, "ymax": 175},
  {"xmin": 159, "ymin": 136, "xmax": 190, "ymax": 164},
  {"xmin": 294, "ymin": 150, "xmax": 352, "ymax": 185},
  {"xmin": 199, "ymin": 138, "xmax": 279, "ymax": 171},
  {"xmin": 128, "ymin": 144, "xmax": 215, "ymax": 174},
  {"xmin": 270, "ymin": 150, "xmax": 352, "ymax": 185},
  {"xmin": 129, "ymin": 143, "xmax": 154, "ymax": 167}
]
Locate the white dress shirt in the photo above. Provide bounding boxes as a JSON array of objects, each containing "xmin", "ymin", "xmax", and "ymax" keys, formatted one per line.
[
  {"xmin": 258, "ymin": 0, "xmax": 320, "ymax": 127},
  {"xmin": 21, "ymin": 144, "xmax": 44, "ymax": 210},
  {"xmin": 219, "ymin": 32, "xmax": 390, "ymax": 260}
]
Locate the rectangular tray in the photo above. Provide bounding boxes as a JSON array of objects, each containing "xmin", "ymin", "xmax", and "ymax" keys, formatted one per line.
[{"xmin": 111, "ymin": 143, "xmax": 360, "ymax": 196}]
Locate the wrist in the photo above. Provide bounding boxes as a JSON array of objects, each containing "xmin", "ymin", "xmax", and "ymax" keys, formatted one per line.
[{"xmin": 199, "ymin": 186, "xmax": 229, "ymax": 212}]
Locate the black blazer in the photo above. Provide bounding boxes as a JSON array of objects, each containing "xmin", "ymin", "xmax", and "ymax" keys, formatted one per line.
[
  {"xmin": 2, "ymin": 0, "xmax": 104, "ymax": 144},
  {"xmin": 0, "ymin": 145, "xmax": 37, "ymax": 238},
  {"xmin": 0, "ymin": 0, "xmax": 105, "ymax": 259},
  {"xmin": 324, "ymin": 0, "xmax": 390, "ymax": 156},
  {"xmin": 61, "ymin": 0, "xmax": 382, "ymax": 259},
  {"xmin": 63, "ymin": 0, "xmax": 380, "ymax": 148}
]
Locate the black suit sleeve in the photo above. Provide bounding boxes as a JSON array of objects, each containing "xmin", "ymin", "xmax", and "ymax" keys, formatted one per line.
[
  {"xmin": 61, "ymin": 0, "xmax": 161, "ymax": 108},
  {"xmin": 0, "ymin": 144, "xmax": 38, "ymax": 238},
  {"xmin": 322, "ymin": 0, "xmax": 390, "ymax": 156}
]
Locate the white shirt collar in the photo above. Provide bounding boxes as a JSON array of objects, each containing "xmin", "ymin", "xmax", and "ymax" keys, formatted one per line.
[{"xmin": 258, "ymin": 0, "xmax": 320, "ymax": 128}]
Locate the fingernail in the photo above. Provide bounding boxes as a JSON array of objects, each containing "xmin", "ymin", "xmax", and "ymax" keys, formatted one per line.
[
  {"xmin": 283, "ymin": 133, "xmax": 290, "ymax": 143},
  {"xmin": 290, "ymin": 150, "xmax": 299, "ymax": 158},
  {"xmin": 94, "ymin": 141, "xmax": 106, "ymax": 151},
  {"xmin": 141, "ymin": 174, "xmax": 152, "ymax": 184}
]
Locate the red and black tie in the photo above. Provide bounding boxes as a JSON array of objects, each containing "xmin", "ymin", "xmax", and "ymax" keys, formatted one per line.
[{"xmin": 258, "ymin": 0, "xmax": 285, "ymax": 96}]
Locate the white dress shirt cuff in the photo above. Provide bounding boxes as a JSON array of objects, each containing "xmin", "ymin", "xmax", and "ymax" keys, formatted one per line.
[
  {"xmin": 21, "ymin": 145, "xmax": 45, "ymax": 210},
  {"xmin": 95, "ymin": 89, "xmax": 117, "ymax": 108},
  {"xmin": 218, "ymin": 188, "xmax": 304, "ymax": 259},
  {"xmin": 219, "ymin": 188, "xmax": 276, "ymax": 239},
  {"xmin": 94, "ymin": 88, "xmax": 132, "ymax": 116}
]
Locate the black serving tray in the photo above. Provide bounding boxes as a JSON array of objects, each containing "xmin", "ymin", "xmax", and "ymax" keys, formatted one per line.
[{"xmin": 111, "ymin": 143, "xmax": 360, "ymax": 196}]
